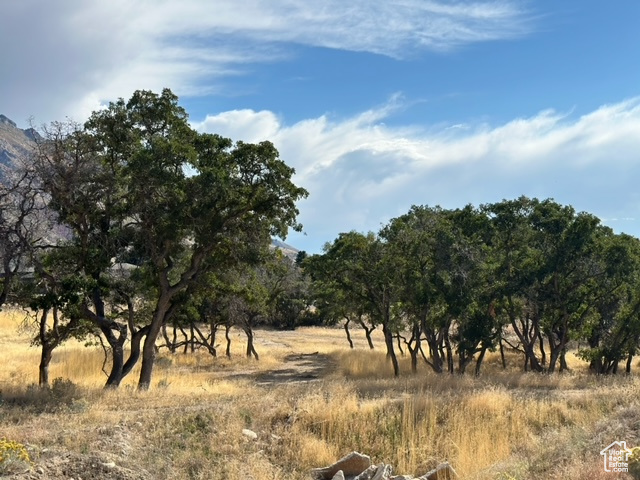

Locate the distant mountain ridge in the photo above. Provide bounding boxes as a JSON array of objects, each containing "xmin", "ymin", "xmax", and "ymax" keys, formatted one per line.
[
  {"xmin": 0, "ymin": 114, "xmax": 38, "ymax": 167},
  {"xmin": 271, "ymin": 239, "xmax": 299, "ymax": 260}
]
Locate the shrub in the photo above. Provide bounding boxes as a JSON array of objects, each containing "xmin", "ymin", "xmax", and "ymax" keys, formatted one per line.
[{"xmin": 0, "ymin": 438, "xmax": 31, "ymax": 474}]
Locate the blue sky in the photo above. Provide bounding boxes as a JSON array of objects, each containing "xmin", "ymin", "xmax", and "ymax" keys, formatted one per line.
[{"xmin": 2, "ymin": 1, "xmax": 640, "ymax": 252}]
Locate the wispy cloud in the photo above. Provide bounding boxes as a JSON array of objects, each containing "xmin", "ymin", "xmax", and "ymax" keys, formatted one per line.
[
  {"xmin": 195, "ymin": 97, "xmax": 640, "ymax": 250},
  {"xmin": 0, "ymin": 0, "xmax": 532, "ymax": 122}
]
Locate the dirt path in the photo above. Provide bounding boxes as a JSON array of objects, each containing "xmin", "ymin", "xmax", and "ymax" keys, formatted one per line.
[
  {"xmin": 224, "ymin": 352, "xmax": 337, "ymax": 385},
  {"xmin": 256, "ymin": 352, "xmax": 337, "ymax": 385}
]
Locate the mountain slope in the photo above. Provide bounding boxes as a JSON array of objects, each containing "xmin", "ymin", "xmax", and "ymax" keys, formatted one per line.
[{"xmin": 0, "ymin": 114, "xmax": 37, "ymax": 167}]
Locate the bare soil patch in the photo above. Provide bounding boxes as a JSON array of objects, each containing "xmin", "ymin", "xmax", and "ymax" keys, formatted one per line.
[
  {"xmin": 255, "ymin": 352, "xmax": 337, "ymax": 385},
  {"xmin": 221, "ymin": 351, "xmax": 337, "ymax": 385}
]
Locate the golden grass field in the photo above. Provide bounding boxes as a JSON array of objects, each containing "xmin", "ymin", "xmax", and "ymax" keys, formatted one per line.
[{"xmin": 1, "ymin": 309, "xmax": 640, "ymax": 479}]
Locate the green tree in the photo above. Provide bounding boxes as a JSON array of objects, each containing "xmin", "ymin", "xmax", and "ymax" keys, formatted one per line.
[
  {"xmin": 304, "ymin": 253, "xmax": 375, "ymax": 348},
  {"xmin": 381, "ymin": 205, "xmax": 449, "ymax": 373},
  {"xmin": 446, "ymin": 205, "xmax": 497, "ymax": 375},
  {"xmin": 530, "ymin": 200, "xmax": 603, "ymax": 372},
  {"xmin": 87, "ymin": 89, "xmax": 307, "ymax": 389},
  {"xmin": 311, "ymin": 232, "xmax": 400, "ymax": 375},
  {"xmin": 32, "ymin": 89, "xmax": 307, "ymax": 389},
  {"xmin": 32, "ymin": 120, "xmax": 137, "ymax": 386},
  {"xmin": 577, "ymin": 233, "xmax": 640, "ymax": 373},
  {"xmin": 483, "ymin": 197, "xmax": 544, "ymax": 372}
]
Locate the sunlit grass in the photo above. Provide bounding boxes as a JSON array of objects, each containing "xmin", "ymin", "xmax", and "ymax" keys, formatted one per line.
[{"xmin": 2, "ymin": 308, "xmax": 640, "ymax": 479}]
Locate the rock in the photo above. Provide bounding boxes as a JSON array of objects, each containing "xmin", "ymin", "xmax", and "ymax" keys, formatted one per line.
[
  {"xmin": 371, "ymin": 465, "xmax": 393, "ymax": 480},
  {"xmin": 419, "ymin": 462, "xmax": 457, "ymax": 480},
  {"xmin": 354, "ymin": 464, "xmax": 393, "ymax": 480},
  {"xmin": 311, "ymin": 451, "xmax": 372, "ymax": 480},
  {"xmin": 312, "ymin": 453, "xmax": 455, "ymax": 480},
  {"xmin": 242, "ymin": 428, "xmax": 258, "ymax": 440},
  {"xmin": 101, "ymin": 461, "xmax": 117, "ymax": 469}
]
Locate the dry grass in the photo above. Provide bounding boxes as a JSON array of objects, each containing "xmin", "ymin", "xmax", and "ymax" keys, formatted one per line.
[{"xmin": 1, "ymin": 309, "xmax": 639, "ymax": 479}]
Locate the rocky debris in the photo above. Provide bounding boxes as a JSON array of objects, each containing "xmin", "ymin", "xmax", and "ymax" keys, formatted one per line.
[
  {"xmin": 312, "ymin": 452, "xmax": 457, "ymax": 480},
  {"xmin": 354, "ymin": 464, "xmax": 393, "ymax": 480},
  {"xmin": 8, "ymin": 449, "xmax": 150, "ymax": 480},
  {"xmin": 311, "ymin": 451, "xmax": 372, "ymax": 479}
]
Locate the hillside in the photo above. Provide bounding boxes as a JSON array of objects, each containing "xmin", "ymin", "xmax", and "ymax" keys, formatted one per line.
[
  {"xmin": 271, "ymin": 238, "xmax": 299, "ymax": 260},
  {"xmin": 0, "ymin": 115, "xmax": 38, "ymax": 167}
]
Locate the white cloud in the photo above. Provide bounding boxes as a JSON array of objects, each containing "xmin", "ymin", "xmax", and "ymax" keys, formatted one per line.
[
  {"xmin": 0, "ymin": 0, "xmax": 531, "ymax": 123},
  {"xmin": 196, "ymin": 110, "xmax": 281, "ymax": 144},
  {"xmin": 196, "ymin": 97, "xmax": 640, "ymax": 251}
]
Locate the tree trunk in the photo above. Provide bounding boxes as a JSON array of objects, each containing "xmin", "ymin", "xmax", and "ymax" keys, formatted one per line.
[
  {"xmin": 396, "ymin": 334, "xmax": 404, "ymax": 356},
  {"xmin": 122, "ymin": 326, "xmax": 151, "ymax": 377},
  {"xmin": 38, "ymin": 309, "xmax": 55, "ymax": 387},
  {"xmin": 424, "ymin": 329, "xmax": 444, "ymax": 373},
  {"xmin": 421, "ymin": 316, "xmax": 446, "ymax": 374},
  {"xmin": 365, "ymin": 327, "xmax": 374, "ymax": 349},
  {"xmin": 38, "ymin": 307, "xmax": 78, "ymax": 387},
  {"xmin": 408, "ymin": 323, "xmax": 421, "ymax": 373},
  {"xmin": 162, "ymin": 324, "xmax": 175, "ymax": 353},
  {"xmin": 103, "ymin": 323, "xmax": 126, "ymax": 388},
  {"xmin": 138, "ymin": 295, "xmax": 172, "ymax": 390},
  {"xmin": 457, "ymin": 352, "xmax": 471, "ymax": 375},
  {"xmin": 84, "ymin": 288, "xmax": 128, "ymax": 388},
  {"xmin": 475, "ymin": 346, "xmax": 487, "ymax": 377},
  {"xmin": 244, "ymin": 326, "xmax": 259, "ymax": 360},
  {"xmin": 626, "ymin": 353, "xmax": 633, "ymax": 374},
  {"xmin": 357, "ymin": 319, "xmax": 375, "ymax": 349},
  {"xmin": 39, "ymin": 346, "xmax": 53, "ymax": 387},
  {"xmin": 444, "ymin": 331, "xmax": 454, "ymax": 374},
  {"xmin": 382, "ymin": 323, "xmax": 399, "ymax": 377},
  {"xmin": 537, "ymin": 327, "xmax": 546, "ymax": 367},
  {"xmin": 189, "ymin": 323, "xmax": 196, "ymax": 353},
  {"xmin": 192, "ymin": 323, "xmax": 217, "ymax": 357},
  {"xmin": 559, "ymin": 350, "xmax": 569, "ymax": 372},
  {"xmin": 180, "ymin": 325, "xmax": 189, "ymax": 354},
  {"xmin": 225, "ymin": 324, "xmax": 232, "ymax": 358},
  {"xmin": 499, "ymin": 336, "xmax": 507, "ymax": 370},
  {"xmin": 210, "ymin": 321, "xmax": 218, "ymax": 357},
  {"xmin": 343, "ymin": 318, "xmax": 354, "ymax": 349},
  {"xmin": 512, "ymin": 317, "xmax": 543, "ymax": 373},
  {"xmin": 38, "ymin": 308, "xmax": 51, "ymax": 387},
  {"xmin": 589, "ymin": 357, "xmax": 604, "ymax": 373},
  {"xmin": 546, "ymin": 324, "xmax": 569, "ymax": 374}
]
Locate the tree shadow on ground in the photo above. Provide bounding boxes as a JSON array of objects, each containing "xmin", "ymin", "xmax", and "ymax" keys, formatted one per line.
[{"xmin": 225, "ymin": 352, "xmax": 336, "ymax": 385}]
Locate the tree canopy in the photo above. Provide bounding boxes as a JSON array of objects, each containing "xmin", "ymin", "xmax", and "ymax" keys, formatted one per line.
[
  {"xmin": 22, "ymin": 88, "xmax": 308, "ymax": 389},
  {"xmin": 304, "ymin": 196, "xmax": 640, "ymax": 376}
]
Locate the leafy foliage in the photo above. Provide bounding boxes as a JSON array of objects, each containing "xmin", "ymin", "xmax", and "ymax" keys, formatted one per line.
[{"xmin": 305, "ymin": 196, "xmax": 640, "ymax": 376}]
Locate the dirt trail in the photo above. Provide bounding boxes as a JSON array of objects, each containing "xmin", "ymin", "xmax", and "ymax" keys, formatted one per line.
[
  {"xmin": 255, "ymin": 352, "xmax": 337, "ymax": 385},
  {"xmin": 222, "ymin": 351, "xmax": 337, "ymax": 385}
]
